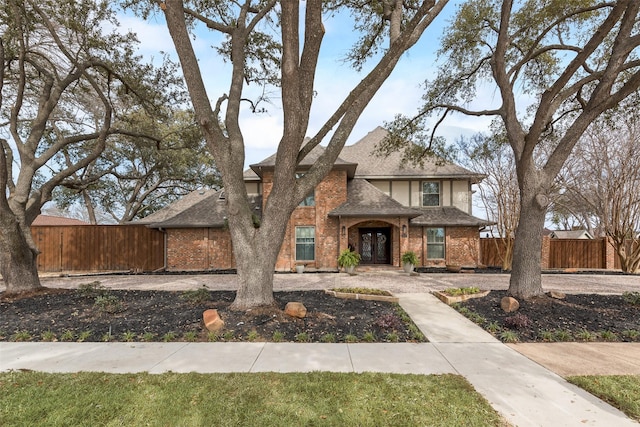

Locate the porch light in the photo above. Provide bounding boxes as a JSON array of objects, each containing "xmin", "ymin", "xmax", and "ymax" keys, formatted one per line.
[
  {"xmin": 402, "ymin": 224, "xmax": 407, "ymax": 237},
  {"xmin": 341, "ymin": 225, "xmax": 346, "ymax": 237}
]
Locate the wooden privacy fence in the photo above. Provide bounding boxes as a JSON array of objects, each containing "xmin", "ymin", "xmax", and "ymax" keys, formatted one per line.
[
  {"xmin": 480, "ymin": 237, "xmax": 620, "ymax": 270},
  {"xmin": 32, "ymin": 225, "xmax": 165, "ymax": 272}
]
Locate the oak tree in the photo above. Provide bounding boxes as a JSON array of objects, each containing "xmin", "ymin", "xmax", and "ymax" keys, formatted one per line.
[
  {"xmin": 140, "ymin": 0, "xmax": 450, "ymax": 309},
  {"xmin": 0, "ymin": 0, "xmax": 181, "ymax": 293},
  {"xmin": 385, "ymin": 0, "xmax": 640, "ymax": 298}
]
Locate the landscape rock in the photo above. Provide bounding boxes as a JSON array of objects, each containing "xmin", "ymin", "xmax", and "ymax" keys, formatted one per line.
[
  {"xmin": 203, "ymin": 309, "xmax": 225, "ymax": 332},
  {"xmin": 500, "ymin": 296, "xmax": 520, "ymax": 313},
  {"xmin": 284, "ymin": 302, "xmax": 307, "ymax": 318},
  {"xmin": 549, "ymin": 291, "xmax": 566, "ymax": 300}
]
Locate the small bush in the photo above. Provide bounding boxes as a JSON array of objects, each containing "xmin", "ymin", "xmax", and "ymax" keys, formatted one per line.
[
  {"xmin": 622, "ymin": 329, "xmax": 639, "ymax": 340},
  {"xmin": 575, "ymin": 329, "xmax": 595, "ymax": 341},
  {"xmin": 77, "ymin": 330, "xmax": 92, "ymax": 342},
  {"xmin": 162, "ymin": 332, "xmax": 177, "ymax": 342},
  {"xmin": 60, "ymin": 330, "xmax": 75, "ymax": 342},
  {"xmin": 77, "ymin": 281, "xmax": 106, "ymax": 297},
  {"xmin": 499, "ymin": 330, "xmax": 519, "ymax": 343},
  {"xmin": 553, "ymin": 329, "xmax": 573, "ymax": 342},
  {"xmin": 320, "ymin": 333, "xmax": 336, "ymax": 343},
  {"xmin": 246, "ymin": 330, "xmax": 259, "ymax": 342},
  {"xmin": 540, "ymin": 330, "xmax": 555, "ymax": 341},
  {"xmin": 599, "ymin": 330, "xmax": 618, "ymax": 342},
  {"xmin": 184, "ymin": 331, "xmax": 199, "ymax": 342},
  {"xmin": 271, "ymin": 331, "xmax": 284, "ymax": 342},
  {"xmin": 373, "ymin": 313, "xmax": 403, "ymax": 331},
  {"xmin": 41, "ymin": 330, "xmax": 57, "ymax": 342},
  {"xmin": 94, "ymin": 295, "xmax": 124, "ymax": 314},
  {"xmin": 344, "ymin": 334, "xmax": 358, "ymax": 343},
  {"xmin": 222, "ymin": 331, "xmax": 235, "ymax": 341},
  {"xmin": 386, "ymin": 332, "xmax": 399, "ymax": 342},
  {"xmin": 181, "ymin": 287, "xmax": 211, "ymax": 304},
  {"xmin": 11, "ymin": 330, "xmax": 32, "ymax": 342},
  {"xmin": 486, "ymin": 321, "xmax": 501, "ymax": 333},
  {"xmin": 295, "ymin": 332, "xmax": 310, "ymax": 343},
  {"xmin": 623, "ymin": 292, "xmax": 640, "ymax": 305},
  {"xmin": 331, "ymin": 288, "xmax": 391, "ymax": 296},
  {"xmin": 361, "ymin": 331, "xmax": 376, "ymax": 343},
  {"xmin": 504, "ymin": 313, "xmax": 532, "ymax": 329},
  {"xmin": 122, "ymin": 331, "xmax": 136, "ymax": 342},
  {"xmin": 142, "ymin": 332, "xmax": 155, "ymax": 342}
]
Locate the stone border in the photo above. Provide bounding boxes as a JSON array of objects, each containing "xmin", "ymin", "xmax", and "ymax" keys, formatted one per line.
[
  {"xmin": 324, "ymin": 289, "xmax": 399, "ymax": 303},
  {"xmin": 433, "ymin": 290, "xmax": 491, "ymax": 305}
]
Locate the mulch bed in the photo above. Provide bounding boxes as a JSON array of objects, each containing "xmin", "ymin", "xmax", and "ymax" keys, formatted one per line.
[
  {"xmin": 457, "ymin": 290, "xmax": 640, "ymax": 342},
  {"xmin": 0, "ymin": 287, "xmax": 425, "ymax": 343}
]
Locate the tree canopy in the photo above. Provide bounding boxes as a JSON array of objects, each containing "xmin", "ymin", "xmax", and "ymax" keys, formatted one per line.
[
  {"xmin": 0, "ymin": 0, "xmax": 184, "ymax": 292},
  {"xmin": 382, "ymin": 0, "xmax": 640, "ymax": 296}
]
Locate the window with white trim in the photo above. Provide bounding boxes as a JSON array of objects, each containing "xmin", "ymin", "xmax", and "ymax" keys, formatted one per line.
[
  {"xmin": 295, "ymin": 226, "xmax": 315, "ymax": 261},
  {"xmin": 426, "ymin": 228, "xmax": 445, "ymax": 259},
  {"xmin": 422, "ymin": 181, "xmax": 440, "ymax": 206}
]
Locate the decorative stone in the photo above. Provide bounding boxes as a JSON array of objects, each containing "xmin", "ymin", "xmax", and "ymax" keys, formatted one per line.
[
  {"xmin": 203, "ymin": 309, "xmax": 225, "ymax": 332},
  {"xmin": 549, "ymin": 291, "xmax": 566, "ymax": 300},
  {"xmin": 500, "ymin": 296, "xmax": 520, "ymax": 313},
  {"xmin": 284, "ymin": 302, "xmax": 307, "ymax": 318}
]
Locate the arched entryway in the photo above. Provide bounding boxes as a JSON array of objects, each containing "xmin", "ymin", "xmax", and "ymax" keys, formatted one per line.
[{"xmin": 359, "ymin": 227, "xmax": 391, "ymax": 264}]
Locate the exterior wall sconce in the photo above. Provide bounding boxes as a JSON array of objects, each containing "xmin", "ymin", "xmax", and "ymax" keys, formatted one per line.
[
  {"xmin": 341, "ymin": 225, "xmax": 346, "ymax": 237},
  {"xmin": 402, "ymin": 224, "xmax": 407, "ymax": 237}
]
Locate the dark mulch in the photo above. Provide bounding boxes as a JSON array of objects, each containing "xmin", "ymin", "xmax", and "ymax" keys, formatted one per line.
[
  {"xmin": 0, "ymin": 287, "xmax": 425, "ymax": 343},
  {"xmin": 457, "ymin": 290, "xmax": 640, "ymax": 342}
]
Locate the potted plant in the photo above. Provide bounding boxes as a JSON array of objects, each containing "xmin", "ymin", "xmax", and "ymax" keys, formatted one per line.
[
  {"xmin": 401, "ymin": 251, "xmax": 419, "ymax": 273},
  {"xmin": 337, "ymin": 249, "xmax": 360, "ymax": 274}
]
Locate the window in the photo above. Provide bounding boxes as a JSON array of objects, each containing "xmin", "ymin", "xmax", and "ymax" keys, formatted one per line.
[
  {"xmin": 422, "ymin": 181, "xmax": 440, "ymax": 206},
  {"xmin": 296, "ymin": 173, "xmax": 315, "ymax": 206},
  {"xmin": 426, "ymin": 228, "xmax": 445, "ymax": 259},
  {"xmin": 295, "ymin": 226, "xmax": 315, "ymax": 261}
]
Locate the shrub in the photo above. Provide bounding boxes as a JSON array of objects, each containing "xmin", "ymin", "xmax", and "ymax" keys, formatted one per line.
[
  {"xmin": 246, "ymin": 330, "xmax": 259, "ymax": 342},
  {"xmin": 385, "ymin": 332, "xmax": 399, "ymax": 342},
  {"xmin": 320, "ymin": 333, "xmax": 336, "ymax": 343},
  {"xmin": 41, "ymin": 330, "xmax": 57, "ymax": 342},
  {"xmin": 622, "ymin": 329, "xmax": 639, "ymax": 340},
  {"xmin": 623, "ymin": 291, "xmax": 640, "ymax": 305},
  {"xmin": 344, "ymin": 334, "xmax": 358, "ymax": 343},
  {"xmin": 295, "ymin": 332, "xmax": 310, "ymax": 343},
  {"xmin": 499, "ymin": 330, "xmax": 519, "ymax": 343},
  {"xmin": 94, "ymin": 294, "xmax": 124, "ymax": 314},
  {"xmin": 599, "ymin": 330, "xmax": 618, "ymax": 342},
  {"xmin": 162, "ymin": 332, "xmax": 177, "ymax": 342},
  {"xmin": 361, "ymin": 331, "xmax": 376, "ymax": 342},
  {"xmin": 373, "ymin": 313, "xmax": 403, "ymax": 331},
  {"xmin": 443, "ymin": 287, "xmax": 481, "ymax": 296},
  {"xmin": 60, "ymin": 330, "xmax": 75, "ymax": 342},
  {"xmin": 504, "ymin": 313, "xmax": 532, "ymax": 329},
  {"xmin": 553, "ymin": 329, "xmax": 572, "ymax": 342},
  {"xmin": 12, "ymin": 330, "xmax": 32, "ymax": 342},
  {"xmin": 77, "ymin": 281, "xmax": 106, "ymax": 297},
  {"xmin": 122, "ymin": 331, "xmax": 136, "ymax": 342},
  {"xmin": 77, "ymin": 330, "xmax": 92, "ymax": 342},
  {"xmin": 181, "ymin": 287, "xmax": 211, "ymax": 304},
  {"xmin": 184, "ymin": 331, "xmax": 199, "ymax": 342},
  {"xmin": 271, "ymin": 331, "xmax": 284, "ymax": 342},
  {"xmin": 575, "ymin": 329, "xmax": 595, "ymax": 341}
]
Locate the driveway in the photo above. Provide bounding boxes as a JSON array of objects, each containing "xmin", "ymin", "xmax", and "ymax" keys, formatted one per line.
[{"xmin": 5, "ymin": 270, "xmax": 636, "ymax": 294}]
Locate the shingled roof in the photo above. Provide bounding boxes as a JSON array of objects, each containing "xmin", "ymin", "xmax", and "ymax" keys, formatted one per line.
[
  {"xmin": 247, "ymin": 143, "xmax": 357, "ymax": 179},
  {"xmin": 410, "ymin": 207, "xmax": 493, "ymax": 227},
  {"xmin": 135, "ymin": 188, "xmax": 220, "ymax": 225},
  {"xmin": 340, "ymin": 127, "xmax": 485, "ymax": 182},
  {"xmin": 144, "ymin": 189, "xmax": 262, "ymax": 228},
  {"xmin": 328, "ymin": 179, "xmax": 422, "ymax": 218}
]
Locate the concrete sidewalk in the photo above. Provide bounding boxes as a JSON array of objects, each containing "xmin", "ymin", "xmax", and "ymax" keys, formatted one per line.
[{"xmin": 1, "ymin": 292, "xmax": 637, "ymax": 426}]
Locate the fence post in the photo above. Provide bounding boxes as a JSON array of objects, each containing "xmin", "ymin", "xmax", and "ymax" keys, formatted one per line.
[{"xmin": 604, "ymin": 237, "xmax": 616, "ymax": 270}]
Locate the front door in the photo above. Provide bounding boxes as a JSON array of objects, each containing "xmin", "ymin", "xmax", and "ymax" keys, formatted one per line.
[{"xmin": 359, "ymin": 228, "xmax": 390, "ymax": 264}]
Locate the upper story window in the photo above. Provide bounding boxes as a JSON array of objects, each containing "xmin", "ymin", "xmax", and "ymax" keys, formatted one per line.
[
  {"xmin": 296, "ymin": 173, "xmax": 315, "ymax": 206},
  {"xmin": 422, "ymin": 181, "xmax": 440, "ymax": 206}
]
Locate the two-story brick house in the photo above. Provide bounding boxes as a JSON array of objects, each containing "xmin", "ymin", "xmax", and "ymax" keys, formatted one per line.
[{"xmin": 142, "ymin": 127, "xmax": 491, "ymax": 271}]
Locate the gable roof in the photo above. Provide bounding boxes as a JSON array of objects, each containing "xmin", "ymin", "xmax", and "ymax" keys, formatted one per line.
[
  {"xmin": 247, "ymin": 143, "xmax": 358, "ymax": 179},
  {"xmin": 33, "ymin": 215, "xmax": 89, "ymax": 226},
  {"xmin": 135, "ymin": 189, "xmax": 219, "ymax": 225},
  {"xmin": 328, "ymin": 179, "xmax": 422, "ymax": 218},
  {"xmin": 145, "ymin": 189, "xmax": 262, "ymax": 228},
  {"xmin": 340, "ymin": 127, "xmax": 485, "ymax": 182},
  {"xmin": 410, "ymin": 207, "xmax": 493, "ymax": 227}
]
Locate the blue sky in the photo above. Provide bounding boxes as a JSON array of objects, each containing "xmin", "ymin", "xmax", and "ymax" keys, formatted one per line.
[{"xmin": 118, "ymin": 1, "xmax": 494, "ymax": 168}]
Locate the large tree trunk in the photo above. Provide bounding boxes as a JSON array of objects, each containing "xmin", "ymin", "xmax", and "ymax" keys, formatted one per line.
[
  {"xmin": 508, "ymin": 186, "xmax": 547, "ymax": 299},
  {"xmin": 0, "ymin": 212, "xmax": 42, "ymax": 294}
]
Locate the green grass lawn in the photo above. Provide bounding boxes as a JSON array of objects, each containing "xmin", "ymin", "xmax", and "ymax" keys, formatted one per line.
[
  {"xmin": 568, "ymin": 375, "xmax": 640, "ymax": 422},
  {"xmin": 0, "ymin": 371, "xmax": 508, "ymax": 426}
]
